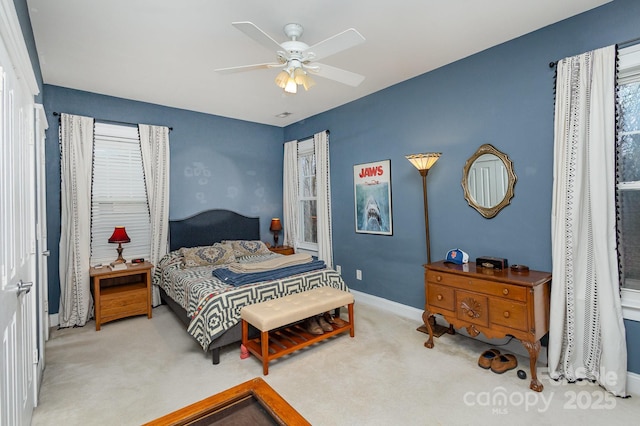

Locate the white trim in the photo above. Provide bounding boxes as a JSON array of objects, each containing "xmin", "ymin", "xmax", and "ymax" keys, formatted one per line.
[
  {"xmin": 0, "ymin": 0, "xmax": 39, "ymax": 96},
  {"xmin": 627, "ymin": 371, "xmax": 640, "ymax": 397},
  {"xmin": 351, "ymin": 289, "xmax": 423, "ymax": 322},
  {"xmin": 621, "ymin": 288, "xmax": 640, "ymax": 322},
  {"xmin": 49, "ymin": 313, "xmax": 59, "ymax": 328}
]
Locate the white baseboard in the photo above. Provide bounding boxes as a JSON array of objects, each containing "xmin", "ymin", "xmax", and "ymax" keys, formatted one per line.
[
  {"xmin": 49, "ymin": 313, "xmax": 59, "ymax": 328},
  {"xmin": 627, "ymin": 371, "xmax": 640, "ymax": 397},
  {"xmin": 351, "ymin": 289, "xmax": 638, "ymax": 394},
  {"xmin": 351, "ymin": 289, "xmax": 423, "ymax": 321}
]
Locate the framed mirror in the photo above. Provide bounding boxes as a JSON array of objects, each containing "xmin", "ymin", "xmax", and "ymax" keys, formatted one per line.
[{"xmin": 461, "ymin": 144, "xmax": 517, "ymax": 219}]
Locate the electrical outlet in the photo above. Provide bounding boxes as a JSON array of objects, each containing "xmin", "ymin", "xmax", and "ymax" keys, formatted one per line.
[
  {"xmin": 356, "ymin": 269, "xmax": 362, "ymax": 280},
  {"xmin": 336, "ymin": 265, "xmax": 342, "ymax": 274}
]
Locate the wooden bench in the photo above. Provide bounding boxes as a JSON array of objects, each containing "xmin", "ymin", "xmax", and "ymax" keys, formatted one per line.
[{"xmin": 240, "ymin": 286, "xmax": 355, "ymax": 375}]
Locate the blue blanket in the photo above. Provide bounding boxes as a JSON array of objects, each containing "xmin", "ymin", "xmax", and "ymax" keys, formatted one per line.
[{"xmin": 213, "ymin": 259, "xmax": 327, "ymax": 286}]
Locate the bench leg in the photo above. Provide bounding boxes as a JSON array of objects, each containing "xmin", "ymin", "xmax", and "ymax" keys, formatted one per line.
[
  {"xmin": 261, "ymin": 330, "xmax": 270, "ymax": 375},
  {"xmin": 348, "ymin": 303, "xmax": 355, "ymax": 337},
  {"xmin": 241, "ymin": 319, "xmax": 248, "ymax": 345}
]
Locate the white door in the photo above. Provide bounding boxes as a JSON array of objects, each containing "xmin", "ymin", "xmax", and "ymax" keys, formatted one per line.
[
  {"xmin": 34, "ymin": 104, "xmax": 49, "ymax": 405},
  {"xmin": 0, "ymin": 13, "xmax": 38, "ymax": 426}
]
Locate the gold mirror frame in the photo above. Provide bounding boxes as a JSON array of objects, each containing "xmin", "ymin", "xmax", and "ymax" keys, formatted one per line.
[{"xmin": 461, "ymin": 144, "xmax": 517, "ymax": 219}]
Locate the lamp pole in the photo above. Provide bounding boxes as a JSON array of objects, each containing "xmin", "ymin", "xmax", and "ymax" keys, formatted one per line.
[{"xmin": 421, "ymin": 170, "xmax": 431, "ymax": 264}]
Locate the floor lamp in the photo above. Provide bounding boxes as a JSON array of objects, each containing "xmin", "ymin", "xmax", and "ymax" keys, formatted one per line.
[
  {"xmin": 405, "ymin": 153, "xmax": 441, "ymax": 264},
  {"xmin": 406, "ymin": 152, "xmax": 451, "ymax": 338}
]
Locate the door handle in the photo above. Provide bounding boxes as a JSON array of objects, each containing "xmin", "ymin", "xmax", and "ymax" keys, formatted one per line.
[
  {"xmin": 16, "ymin": 280, "xmax": 33, "ymax": 296},
  {"xmin": 42, "ymin": 250, "xmax": 50, "ymax": 256}
]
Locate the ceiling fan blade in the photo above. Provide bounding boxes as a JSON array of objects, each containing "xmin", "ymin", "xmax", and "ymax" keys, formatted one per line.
[
  {"xmin": 232, "ymin": 21, "xmax": 283, "ymax": 52},
  {"xmin": 215, "ymin": 62, "xmax": 282, "ymax": 74},
  {"xmin": 308, "ymin": 63, "xmax": 365, "ymax": 87},
  {"xmin": 304, "ymin": 28, "xmax": 365, "ymax": 62}
]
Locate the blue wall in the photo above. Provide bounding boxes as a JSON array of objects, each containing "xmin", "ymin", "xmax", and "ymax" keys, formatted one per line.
[
  {"xmin": 284, "ymin": 0, "xmax": 640, "ymax": 373},
  {"xmin": 42, "ymin": 86, "xmax": 284, "ymax": 315},
  {"xmin": 14, "ymin": 0, "xmax": 640, "ymax": 375}
]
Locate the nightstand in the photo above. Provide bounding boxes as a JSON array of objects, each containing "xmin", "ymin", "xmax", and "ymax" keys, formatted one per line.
[
  {"xmin": 90, "ymin": 261, "xmax": 153, "ymax": 330},
  {"xmin": 268, "ymin": 245, "xmax": 295, "ymax": 255}
]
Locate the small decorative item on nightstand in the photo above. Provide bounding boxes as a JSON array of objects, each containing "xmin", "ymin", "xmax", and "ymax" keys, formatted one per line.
[{"xmin": 270, "ymin": 218, "xmax": 282, "ymax": 247}]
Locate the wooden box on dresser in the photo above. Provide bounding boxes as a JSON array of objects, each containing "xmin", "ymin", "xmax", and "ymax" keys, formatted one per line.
[{"xmin": 423, "ymin": 260, "xmax": 551, "ymax": 392}]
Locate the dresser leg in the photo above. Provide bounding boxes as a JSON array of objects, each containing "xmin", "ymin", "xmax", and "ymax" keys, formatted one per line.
[
  {"xmin": 521, "ymin": 340, "xmax": 543, "ymax": 392},
  {"xmin": 422, "ymin": 310, "xmax": 434, "ymax": 348}
]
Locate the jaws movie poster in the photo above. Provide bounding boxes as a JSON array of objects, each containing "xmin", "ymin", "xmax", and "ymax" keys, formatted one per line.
[{"xmin": 354, "ymin": 159, "xmax": 392, "ymax": 235}]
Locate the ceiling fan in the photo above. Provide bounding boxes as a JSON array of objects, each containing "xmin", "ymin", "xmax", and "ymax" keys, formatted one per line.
[{"xmin": 215, "ymin": 22, "xmax": 366, "ymax": 94}]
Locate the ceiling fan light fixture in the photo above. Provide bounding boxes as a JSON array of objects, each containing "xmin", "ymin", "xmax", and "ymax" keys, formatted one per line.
[
  {"xmin": 274, "ymin": 70, "xmax": 289, "ymax": 89},
  {"xmin": 302, "ymin": 74, "xmax": 315, "ymax": 91},
  {"xmin": 284, "ymin": 76, "xmax": 297, "ymax": 94},
  {"xmin": 293, "ymin": 67, "xmax": 306, "ymax": 84}
]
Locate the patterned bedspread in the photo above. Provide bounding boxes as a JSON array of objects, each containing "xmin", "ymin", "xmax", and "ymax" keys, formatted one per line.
[{"xmin": 153, "ymin": 251, "xmax": 350, "ymax": 350}]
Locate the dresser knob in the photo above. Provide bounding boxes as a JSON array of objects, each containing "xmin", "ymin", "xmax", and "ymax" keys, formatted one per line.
[
  {"xmin": 437, "ymin": 294, "xmax": 443, "ymax": 301},
  {"xmin": 502, "ymin": 288, "xmax": 509, "ymax": 295},
  {"xmin": 503, "ymin": 311, "xmax": 510, "ymax": 318},
  {"xmin": 436, "ymin": 275, "xmax": 442, "ymax": 282}
]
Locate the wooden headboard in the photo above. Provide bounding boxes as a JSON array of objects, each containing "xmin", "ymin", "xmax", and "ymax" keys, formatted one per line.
[{"xmin": 169, "ymin": 209, "xmax": 260, "ymax": 251}]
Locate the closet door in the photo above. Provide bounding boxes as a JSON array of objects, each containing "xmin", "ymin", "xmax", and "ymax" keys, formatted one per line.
[{"xmin": 0, "ymin": 0, "xmax": 40, "ymax": 423}]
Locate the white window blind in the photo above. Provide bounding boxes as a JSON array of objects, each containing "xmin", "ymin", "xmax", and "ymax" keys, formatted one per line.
[
  {"xmin": 90, "ymin": 123, "xmax": 150, "ymax": 265},
  {"xmin": 297, "ymin": 138, "xmax": 318, "ymax": 250}
]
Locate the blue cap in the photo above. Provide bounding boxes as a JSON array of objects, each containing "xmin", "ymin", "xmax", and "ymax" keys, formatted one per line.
[{"xmin": 445, "ymin": 249, "xmax": 469, "ymax": 264}]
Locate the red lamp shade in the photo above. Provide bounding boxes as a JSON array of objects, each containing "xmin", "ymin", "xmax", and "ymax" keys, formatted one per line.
[
  {"xmin": 108, "ymin": 226, "xmax": 130, "ymax": 243},
  {"xmin": 269, "ymin": 218, "xmax": 282, "ymax": 232},
  {"xmin": 270, "ymin": 218, "xmax": 282, "ymax": 248},
  {"xmin": 108, "ymin": 226, "xmax": 130, "ymax": 265}
]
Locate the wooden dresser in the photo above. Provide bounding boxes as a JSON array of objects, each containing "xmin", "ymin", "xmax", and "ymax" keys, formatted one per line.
[{"xmin": 423, "ymin": 260, "xmax": 551, "ymax": 391}]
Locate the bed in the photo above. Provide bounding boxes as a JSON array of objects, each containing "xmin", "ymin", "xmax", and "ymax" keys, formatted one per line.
[{"xmin": 154, "ymin": 209, "xmax": 349, "ymax": 364}]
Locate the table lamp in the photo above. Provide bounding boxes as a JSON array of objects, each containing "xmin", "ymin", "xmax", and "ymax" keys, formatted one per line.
[
  {"xmin": 108, "ymin": 226, "xmax": 130, "ymax": 265},
  {"xmin": 270, "ymin": 218, "xmax": 282, "ymax": 247}
]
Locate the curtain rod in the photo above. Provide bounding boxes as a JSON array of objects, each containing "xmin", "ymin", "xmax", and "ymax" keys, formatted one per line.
[
  {"xmin": 548, "ymin": 35, "xmax": 640, "ymax": 68},
  {"xmin": 52, "ymin": 111, "xmax": 173, "ymax": 131},
  {"xmin": 284, "ymin": 129, "xmax": 330, "ymax": 144}
]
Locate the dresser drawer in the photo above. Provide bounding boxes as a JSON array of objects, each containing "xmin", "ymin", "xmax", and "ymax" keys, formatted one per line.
[
  {"xmin": 426, "ymin": 270, "xmax": 527, "ymax": 302},
  {"xmin": 427, "ymin": 270, "xmax": 468, "ymax": 287},
  {"xmin": 455, "ymin": 290, "xmax": 489, "ymax": 328},
  {"xmin": 426, "ymin": 283, "xmax": 455, "ymax": 311},
  {"xmin": 489, "ymin": 298, "xmax": 528, "ymax": 331},
  {"xmin": 473, "ymin": 279, "xmax": 527, "ymax": 302},
  {"xmin": 101, "ymin": 288, "xmax": 148, "ymax": 321}
]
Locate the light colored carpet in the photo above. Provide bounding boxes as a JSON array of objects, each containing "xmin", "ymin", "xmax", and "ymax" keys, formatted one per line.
[{"xmin": 32, "ymin": 302, "xmax": 639, "ymax": 425}]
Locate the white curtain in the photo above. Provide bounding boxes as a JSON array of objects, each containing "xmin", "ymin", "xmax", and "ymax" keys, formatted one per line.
[
  {"xmin": 548, "ymin": 45, "xmax": 627, "ymax": 396},
  {"xmin": 138, "ymin": 124, "xmax": 170, "ymax": 307},
  {"xmin": 283, "ymin": 140, "xmax": 299, "ymax": 248},
  {"xmin": 314, "ymin": 131, "xmax": 334, "ymax": 268},
  {"xmin": 59, "ymin": 113, "xmax": 95, "ymax": 327}
]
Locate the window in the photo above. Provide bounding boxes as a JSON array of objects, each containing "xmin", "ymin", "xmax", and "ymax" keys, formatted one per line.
[
  {"xmin": 617, "ymin": 44, "xmax": 640, "ymax": 319},
  {"xmin": 297, "ymin": 139, "xmax": 317, "ymax": 251},
  {"xmin": 90, "ymin": 123, "xmax": 150, "ymax": 265}
]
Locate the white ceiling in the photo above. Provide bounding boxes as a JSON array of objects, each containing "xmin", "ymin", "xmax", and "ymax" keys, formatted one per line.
[{"xmin": 27, "ymin": 0, "xmax": 610, "ymax": 127}]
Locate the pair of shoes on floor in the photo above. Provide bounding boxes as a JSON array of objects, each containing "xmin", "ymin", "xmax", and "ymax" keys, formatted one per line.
[
  {"xmin": 478, "ymin": 349, "xmax": 518, "ymax": 374},
  {"xmin": 323, "ymin": 312, "xmax": 347, "ymax": 328},
  {"xmin": 305, "ymin": 316, "xmax": 333, "ymax": 335}
]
